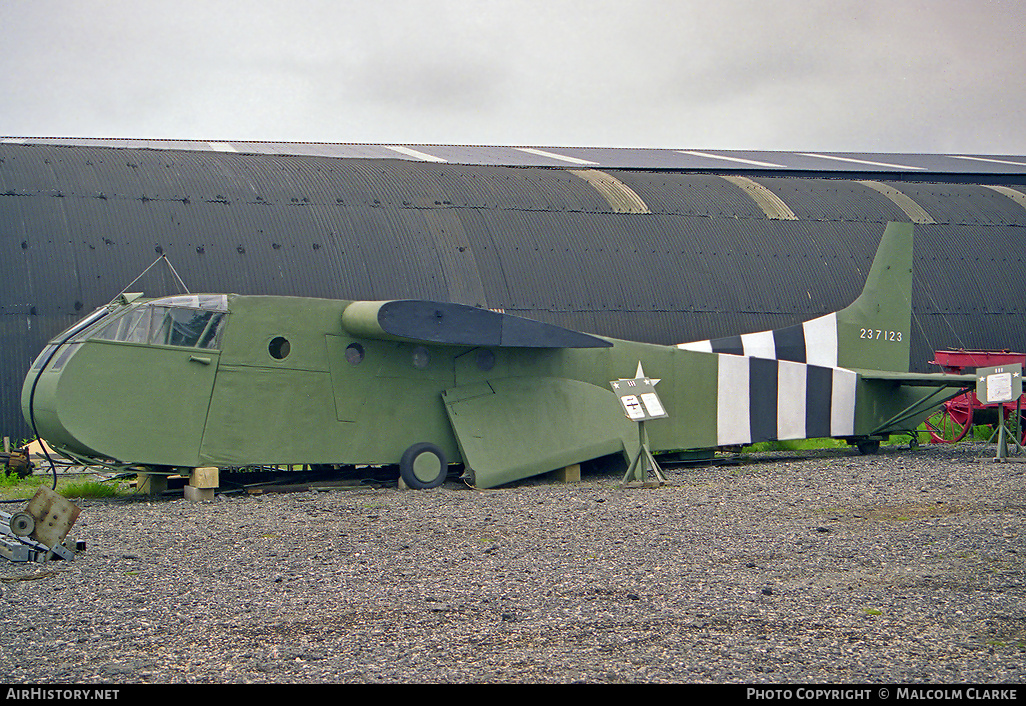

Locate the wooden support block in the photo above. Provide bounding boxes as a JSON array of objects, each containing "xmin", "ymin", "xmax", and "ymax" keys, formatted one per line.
[
  {"xmin": 553, "ymin": 463, "xmax": 581, "ymax": 483},
  {"xmin": 136, "ymin": 473, "xmax": 167, "ymax": 495},
  {"xmin": 184, "ymin": 485, "xmax": 215, "ymax": 502},
  {"xmin": 190, "ymin": 466, "xmax": 219, "ymax": 489}
]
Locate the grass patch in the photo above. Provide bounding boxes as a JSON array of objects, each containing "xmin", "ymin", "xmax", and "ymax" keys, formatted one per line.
[
  {"xmin": 742, "ymin": 438, "xmax": 850, "ymax": 453},
  {"xmin": 739, "ymin": 418, "xmax": 1007, "ymax": 455},
  {"xmin": 60, "ymin": 480, "xmax": 125, "ymax": 499},
  {"xmin": 0, "ymin": 469, "xmax": 46, "ymax": 499},
  {"xmin": 0, "ymin": 469, "xmax": 129, "ymax": 501}
]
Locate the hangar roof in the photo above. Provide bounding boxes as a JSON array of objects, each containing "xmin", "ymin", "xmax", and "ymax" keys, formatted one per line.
[{"xmin": 3, "ymin": 137, "xmax": 1026, "ymax": 178}]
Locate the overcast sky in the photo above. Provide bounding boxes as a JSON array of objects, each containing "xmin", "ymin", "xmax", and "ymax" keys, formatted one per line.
[{"xmin": 1, "ymin": 0, "xmax": 1022, "ymax": 153}]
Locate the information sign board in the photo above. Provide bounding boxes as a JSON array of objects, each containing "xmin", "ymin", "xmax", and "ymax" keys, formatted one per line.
[{"xmin": 976, "ymin": 364, "xmax": 1022, "ymax": 405}]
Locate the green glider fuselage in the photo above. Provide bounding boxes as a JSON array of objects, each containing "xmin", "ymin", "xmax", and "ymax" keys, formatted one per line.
[{"xmin": 22, "ymin": 223, "xmax": 974, "ymax": 488}]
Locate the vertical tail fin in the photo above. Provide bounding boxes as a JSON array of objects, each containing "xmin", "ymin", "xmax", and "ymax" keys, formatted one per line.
[
  {"xmin": 834, "ymin": 221, "xmax": 913, "ymax": 372},
  {"xmin": 678, "ymin": 222, "xmax": 914, "ymax": 373}
]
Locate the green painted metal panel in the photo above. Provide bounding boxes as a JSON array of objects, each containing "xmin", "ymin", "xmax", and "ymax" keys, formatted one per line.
[
  {"xmin": 50, "ymin": 340, "xmax": 217, "ymax": 466},
  {"xmin": 835, "ymin": 222, "xmax": 913, "ymax": 372},
  {"xmin": 443, "ymin": 377, "xmax": 636, "ymax": 489}
]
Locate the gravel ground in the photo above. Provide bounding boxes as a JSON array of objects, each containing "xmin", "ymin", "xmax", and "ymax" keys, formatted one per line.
[{"xmin": 0, "ymin": 442, "xmax": 1024, "ymax": 684}]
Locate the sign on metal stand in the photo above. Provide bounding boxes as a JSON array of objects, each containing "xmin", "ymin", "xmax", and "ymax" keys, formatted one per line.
[
  {"xmin": 611, "ymin": 363, "xmax": 668, "ymax": 487},
  {"xmin": 976, "ymin": 364, "xmax": 1024, "ymax": 461}
]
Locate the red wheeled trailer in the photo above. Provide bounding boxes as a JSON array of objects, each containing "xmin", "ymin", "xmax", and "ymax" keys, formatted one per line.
[{"xmin": 925, "ymin": 349, "xmax": 1026, "ymax": 444}]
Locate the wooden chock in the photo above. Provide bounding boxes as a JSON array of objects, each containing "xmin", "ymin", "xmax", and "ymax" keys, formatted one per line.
[
  {"xmin": 185, "ymin": 466, "xmax": 219, "ymax": 501},
  {"xmin": 553, "ymin": 463, "xmax": 581, "ymax": 484},
  {"xmin": 136, "ymin": 473, "xmax": 167, "ymax": 496},
  {"xmin": 190, "ymin": 466, "xmax": 219, "ymax": 489}
]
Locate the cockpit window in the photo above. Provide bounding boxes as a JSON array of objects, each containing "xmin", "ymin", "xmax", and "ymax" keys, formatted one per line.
[
  {"xmin": 91, "ymin": 300, "xmax": 227, "ymax": 349},
  {"xmin": 147, "ymin": 294, "xmax": 228, "ymax": 312},
  {"xmin": 160, "ymin": 307, "xmax": 226, "ymax": 348},
  {"xmin": 30, "ymin": 344, "xmax": 58, "ymax": 370},
  {"xmin": 52, "ymin": 307, "xmax": 110, "ymax": 342}
]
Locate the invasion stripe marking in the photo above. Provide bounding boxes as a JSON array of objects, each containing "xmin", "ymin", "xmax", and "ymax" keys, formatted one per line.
[
  {"xmin": 713, "ymin": 354, "xmax": 858, "ymax": 447},
  {"xmin": 773, "ymin": 324, "xmax": 806, "ymax": 363},
  {"xmin": 777, "ymin": 360, "xmax": 807, "ymax": 440},
  {"xmin": 805, "ymin": 365, "xmax": 835, "ymax": 438},
  {"xmin": 716, "ymin": 354, "xmax": 751, "ymax": 446},
  {"xmin": 830, "ymin": 368, "xmax": 857, "ymax": 437},
  {"xmin": 681, "ymin": 312, "xmax": 838, "ymax": 367},
  {"xmin": 749, "ymin": 357, "xmax": 778, "ymax": 442},
  {"xmin": 711, "ymin": 335, "xmax": 744, "ymax": 357},
  {"xmin": 741, "ymin": 330, "xmax": 776, "ymax": 359},
  {"xmin": 803, "ymin": 313, "xmax": 838, "ymax": 368},
  {"xmin": 678, "ymin": 340, "xmax": 713, "ymax": 353}
]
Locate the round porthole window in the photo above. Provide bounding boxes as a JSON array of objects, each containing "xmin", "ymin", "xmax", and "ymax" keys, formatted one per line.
[
  {"xmin": 345, "ymin": 342, "xmax": 365, "ymax": 365},
  {"xmin": 476, "ymin": 349, "xmax": 495, "ymax": 372},
  {"xmin": 269, "ymin": 336, "xmax": 291, "ymax": 360}
]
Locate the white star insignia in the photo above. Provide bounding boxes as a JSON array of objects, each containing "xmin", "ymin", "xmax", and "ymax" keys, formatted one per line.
[{"xmin": 635, "ymin": 362, "xmax": 660, "ymax": 386}]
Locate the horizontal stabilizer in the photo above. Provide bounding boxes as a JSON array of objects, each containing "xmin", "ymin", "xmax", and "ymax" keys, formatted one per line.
[
  {"xmin": 854, "ymin": 370, "xmax": 976, "ymax": 387},
  {"xmin": 342, "ymin": 300, "xmax": 612, "ymax": 348}
]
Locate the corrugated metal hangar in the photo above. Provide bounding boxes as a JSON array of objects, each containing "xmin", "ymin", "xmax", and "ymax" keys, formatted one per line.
[{"xmin": 2, "ymin": 139, "xmax": 1025, "ymax": 438}]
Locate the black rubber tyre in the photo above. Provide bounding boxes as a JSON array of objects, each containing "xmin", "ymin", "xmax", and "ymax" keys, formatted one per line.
[
  {"xmin": 399, "ymin": 442, "xmax": 447, "ymax": 489},
  {"xmin": 856, "ymin": 439, "xmax": 881, "ymax": 455}
]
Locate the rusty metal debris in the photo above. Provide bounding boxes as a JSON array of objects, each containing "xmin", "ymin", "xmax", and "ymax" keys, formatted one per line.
[
  {"xmin": 1, "ymin": 447, "xmax": 34, "ymax": 479},
  {"xmin": 0, "ymin": 486, "xmax": 83, "ymax": 563}
]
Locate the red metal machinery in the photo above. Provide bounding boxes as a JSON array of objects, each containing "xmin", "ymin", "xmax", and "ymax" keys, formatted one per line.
[{"xmin": 925, "ymin": 350, "xmax": 1026, "ymax": 444}]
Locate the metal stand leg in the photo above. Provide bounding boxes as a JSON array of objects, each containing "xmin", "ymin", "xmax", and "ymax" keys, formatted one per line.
[
  {"xmin": 994, "ymin": 399, "xmax": 1024, "ymax": 460},
  {"xmin": 620, "ymin": 421, "xmax": 668, "ymax": 487}
]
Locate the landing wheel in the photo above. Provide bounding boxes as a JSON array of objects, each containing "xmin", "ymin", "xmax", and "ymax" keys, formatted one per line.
[
  {"xmin": 856, "ymin": 439, "xmax": 880, "ymax": 455},
  {"xmin": 924, "ymin": 398, "xmax": 973, "ymax": 444},
  {"xmin": 399, "ymin": 443, "xmax": 447, "ymax": 489}
]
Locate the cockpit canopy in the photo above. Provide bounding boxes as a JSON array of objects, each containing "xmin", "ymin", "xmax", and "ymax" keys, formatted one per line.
[
  {"xmin": 90, "ymin": 294, "xmax": 228, "ymax": 349},
  {"xmin": 30, "ymin": 294, "xmax": 230, "ymax": 374}
]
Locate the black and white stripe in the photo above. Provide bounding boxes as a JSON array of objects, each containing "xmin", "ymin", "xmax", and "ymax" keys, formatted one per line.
[
  {"xmin": 714, "ymin": 355, "xmax": 857, "ymax": 446},
  {"xmin": 714, "ymin": 355, "xmax": 857, "ymax": 443},
  {"xmin": 680, "ymin": 313, "xmax": 857, "ymax": 445},
  {"xmin": 679, "ymin": 313, "xmax": 839, "ymax": 368}
]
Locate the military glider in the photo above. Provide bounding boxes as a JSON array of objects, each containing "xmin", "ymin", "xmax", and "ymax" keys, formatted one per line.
[{"xmin": 23, "ymin": 222, "xmax": 975, "ymax": 489}]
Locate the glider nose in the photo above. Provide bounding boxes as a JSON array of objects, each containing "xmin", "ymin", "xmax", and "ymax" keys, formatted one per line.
[{"xmin": 21, "ymin": 342, "xmax": 101, "ymax": 459}]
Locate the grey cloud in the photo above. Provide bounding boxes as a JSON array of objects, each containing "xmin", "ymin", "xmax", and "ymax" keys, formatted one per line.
[{"xmin": 0, "ymin": 0, "xmax": 1022, "ymax": 152}]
